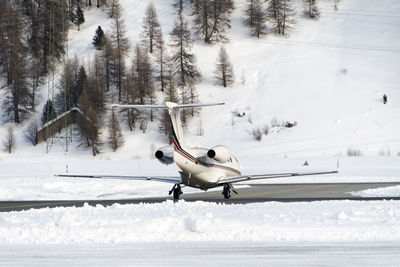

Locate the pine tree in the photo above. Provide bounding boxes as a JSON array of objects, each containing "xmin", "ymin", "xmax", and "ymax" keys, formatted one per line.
[
  {"xmin": 214, "ymin": 46, "xmax": 234, "ymax": 87},
  {"xmin": 244, "ymin": 0, "xmax": 267, "ymax": 38},
  {"xmin": 76, "ymin": 65, "xmax": 88, "ymax": 107},
  {"xmin": 75, "ymin": 5, "xmax": 85, "ymax": 31},
  {"xmin": 41, "ymin": 100, "xmax": 57, "ymax": 125},
  {"xmin": 141, "ymin": 3, "xmax": 162, "ymax": 54},
  {"xmin": 108, "ymin": 108, "xmax": 124, "ymax": 151},
  {"xmin": 93, "ymin": 26, "xmax": 105, "ymax": 49},
  {"xmin": 170, "ymin": 13, "xmax": 200, "ymax": 87},
  {"xmin": 2, "ymin": 126, "xmax": 16, "ymax": 154},
  {"xmin": 303, "ymin": 0, "xmax": 320, "ymax": 19}
]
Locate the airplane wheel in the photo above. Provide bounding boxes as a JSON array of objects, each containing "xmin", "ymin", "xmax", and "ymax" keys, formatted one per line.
[
  {"xmin": 223, "ymin": 184, "xmax": 231, "ymax": 199},
  {"xmin": 173, "ymin": 184, "xmax": 182, "ymax": 200},
  {"xmin": 223, "ymin": 190, "xmax": 231, "ymax": 199}
]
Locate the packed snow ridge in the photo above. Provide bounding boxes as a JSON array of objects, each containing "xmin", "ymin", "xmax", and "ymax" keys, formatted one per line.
[{"xmin": 1, "ymin": 200, "xmax": 400, "ymax": 244}]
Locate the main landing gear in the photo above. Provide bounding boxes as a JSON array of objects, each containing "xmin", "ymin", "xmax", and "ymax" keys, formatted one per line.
[
  {"xmin": 222, "ymin": 184, "xmax": 238, "ymax": 199},
  {"xmin": 169, "ymin": 184, "xmax": 183, "ymax": 200}
]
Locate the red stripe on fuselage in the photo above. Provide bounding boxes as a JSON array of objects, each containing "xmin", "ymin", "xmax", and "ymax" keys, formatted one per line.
[{"xmin": 172, "ymin": 137, "xmax": 198, "ymax": 163}]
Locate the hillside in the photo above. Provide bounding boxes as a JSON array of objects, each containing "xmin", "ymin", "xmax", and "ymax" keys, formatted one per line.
[{"xmin": 1, "ymin": 0, "xmax": 399, "ymax": 161}]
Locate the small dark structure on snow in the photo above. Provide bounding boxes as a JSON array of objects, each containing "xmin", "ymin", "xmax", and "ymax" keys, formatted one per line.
[
  {"xmin": 383, "ymin": 94, "xmax": 387, "ymax": 104},
  {"xmin": 36, "ymin": 108, "xmax": 93, "ymax": 145}
]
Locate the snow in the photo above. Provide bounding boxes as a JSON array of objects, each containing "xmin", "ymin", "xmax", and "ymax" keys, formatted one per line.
[
  {"xmin": 2, "ymin": 0, "xmax": 399, "ymax": 161},
  {"xmin": 0, "ymin": 156, "xmax": 399, "ymax": 200},
  {"xmin": 2, "ymin": 242, "xmax": 400, "ymax": 266},
  {"xmin": 1, "ymin": 200, "xmax": 400, "ymax": 244},
  {"xmin": 0, "ymin": 0, "xmax": 400, "ymax": 263},
  {"xmin": 353, "ymin": 185, "xmax": 400, "ymax": 197}
]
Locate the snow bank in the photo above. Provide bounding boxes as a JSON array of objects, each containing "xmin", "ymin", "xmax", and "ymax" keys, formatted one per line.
[
  {"xmin": 1, "ymin": 200, "xmax": 400, "ymax": 244},
  {"xmin": 353, "ymin": 185, "xmax": 400, "ymax": 197}
]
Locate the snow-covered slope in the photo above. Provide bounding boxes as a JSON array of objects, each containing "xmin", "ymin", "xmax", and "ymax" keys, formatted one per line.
[{"xmin": 1, "ymin": 0, "xmax": 400, "ymax": 161}]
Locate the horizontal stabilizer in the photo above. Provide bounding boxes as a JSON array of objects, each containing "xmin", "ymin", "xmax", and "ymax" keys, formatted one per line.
[
  {"xmin": 56, "ymin": 174, "xmax": 181, "ymax": 184},
  {"xmin": 111, "ymin": 104, "xmax": 166, "ymax": 109}
]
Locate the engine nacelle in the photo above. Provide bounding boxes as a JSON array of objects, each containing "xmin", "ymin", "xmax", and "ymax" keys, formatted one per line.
[
  {"xmin": 207, "ymin": 145, "xmax": 231, "ymax": 163},
  {"xmin": 155, "ymin": 146, "xmax": 174, "ymax": 165}
]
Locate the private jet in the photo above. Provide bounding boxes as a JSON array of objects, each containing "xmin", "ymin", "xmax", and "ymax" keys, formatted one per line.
[{"xmin": 57, "ymin": 102, "xmax": 338, "ymax": 200}]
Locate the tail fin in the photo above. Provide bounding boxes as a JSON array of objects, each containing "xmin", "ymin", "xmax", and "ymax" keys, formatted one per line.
[{"xmin": 111, "ymin": 102, "xmax": 225, "ymax": 148}]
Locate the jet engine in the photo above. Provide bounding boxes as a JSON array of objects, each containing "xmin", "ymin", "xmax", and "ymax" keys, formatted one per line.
[
  {"xmin": 155, "ymin": 146, "xmax": 174, "ymax": 165},
  {"xmin": 207, "ymin": 145, "xmax": 231, "ymax": 163}
]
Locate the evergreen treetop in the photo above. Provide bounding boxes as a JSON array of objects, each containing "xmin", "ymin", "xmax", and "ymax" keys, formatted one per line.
[{"xmin": 93, "ymin": 26, "xmax": 105, "ymax": 49}]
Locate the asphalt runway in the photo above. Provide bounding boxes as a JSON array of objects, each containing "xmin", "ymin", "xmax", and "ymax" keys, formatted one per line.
[{"xmin": 1, "ymin": 182, "xmax": 400, "ymax": 212}]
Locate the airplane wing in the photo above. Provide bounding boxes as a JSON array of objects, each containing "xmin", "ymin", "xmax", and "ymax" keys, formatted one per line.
[
  {"xmin": 55, "ymin": 174, "xmax": 181, "ymax": 184},
  {"xmin": 216, "ymin": 170, "xmax": 338, "ymax": 185}
]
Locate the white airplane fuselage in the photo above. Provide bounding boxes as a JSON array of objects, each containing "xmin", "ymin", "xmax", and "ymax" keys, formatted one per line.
[
  {"xmin": 164, "ymin": 102, "xmax": 241, "ymax": 190},
  {"xmin": 172, "ymin": 143, "xmax": 241, "ymax": 190}
]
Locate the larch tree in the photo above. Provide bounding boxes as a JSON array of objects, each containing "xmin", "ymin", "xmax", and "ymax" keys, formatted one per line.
[
  {"xmin": 154, "ymin": 30, "xmax": 168, "ymax": 92},
  {"xmin": 1, "ymin": 3, "xmax": 33, "ymax": 123},
  {"xmin": 100, "ymin": 36, "xmax": 116, "ymax": 92},
  {"xmin": 96, "ymin": 0, "xmax": 108, "ymax": 8},
  {"xmin": 110, "ymin": 2, "xmax": 129, "ymax": 101},
  {"xmin": 170, "ymin": 13, "xmax": 200, "ymax": 87},
  {"xmin": 173, "ymin": 0, "xmax": 184, "ymax": 14},
  {"xmin": 129, "ymin": 45, "xmax": 156, "ymax": 122},
  {"xmin": 40, "ymin": 0, "xmax": 68, "ymax": 74},
  {"xmin": 92, "ymin": 52, "xmax": 107, "ymax": 109},
  {"xmin": 2, "ymin": 126, "xmax": 16, "ymax": 154},
  {"xmin": 244, "ymin": 0, "xmax": 267, "ymax": 38},
  {"xmin": 109, "ymin": 0, "xmax": 120, "ymax": 18},
  {"xmin": 193, "ymin": 0, "xmax": 234, "ymax": 43},
  {"xmin": 214, "ymin": 46, "xmax": 234, "ymax": 87},
  {"xmin": 159, "ymin": 64, "xmax": 179, "ymax": 143},
  {"xmin": 303, "ymin": 0, "xmax": 320, "ymax": 19},
  {"xmin": 268, "ymin": 0, "xmax": 295, "ymax": 35},
  {"xmin": 77, "ymin": 81, "xmax": 101, "ymax": 156},
  {"xmin": 108, "ymin": 108, "xmax": 124, "ymax": 151},
  {"xmin": 141, "ymin": 3, "xmax": 162, "ymax": 54}
]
